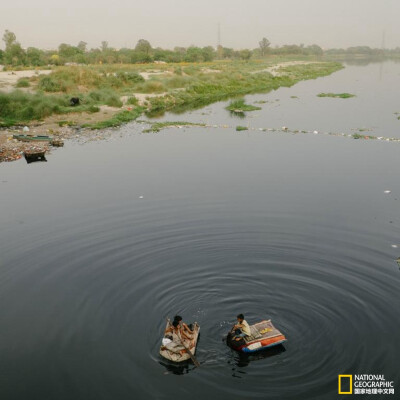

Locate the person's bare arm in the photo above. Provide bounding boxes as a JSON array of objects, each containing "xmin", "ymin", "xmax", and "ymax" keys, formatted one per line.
[
  {"xmin": 182, "ymin": 322, "xmax": 193, "ymax": 333},
  {"xmin": 164, "ymin": 326, "xmax": 173, "ymax": 335}
]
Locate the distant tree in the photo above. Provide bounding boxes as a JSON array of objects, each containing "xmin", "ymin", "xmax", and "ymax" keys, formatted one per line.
[
  {"xmin": 306, "ymin": 44, "xmax": 323, "ymax": 56},
  {"xmin": 50, "ymin": 54, "xmax": 61, "ymax": 65},
  {"xmin": 202, "ymin": 46, "xmax": 216, "ymax": 62},
  {"xmin": 259, "ymin": 37, "xmax": 271, "ymax": 56},
  {"xmin": 26, "ymin": 47, "xmax": 44, "ymax": 66},
  {"xmin": 77, "ymin": 41, "xmax": 87, "ymax": 52},
  {"xmin": 0, "ymin": 49, "xmax": 4, "ymax": 63},
  {"xmin": 58, "ymin": 43, "xmax": 81, "ymax": 59},
  {"xmin": 174, "ymin": 46, "xmax": 186, "ymax": 54},
  {"xmin": 239, "ymin": 49, "xmax": 252, "ymax": 61},
  {"xmin": 135, "ymin": 39, "xmax": 152, "ymax": 55},
  {"xmin": 101, "ymin": 41, "xmax": 108, "ymax": 52},
  {"xmin": 2, "ymin": 30, "xmax": 26, "ymax": 65},
  {"xmin": 222, "ymin": 47, "xmax": 234, "ymax": 59},
  {"xmin": 3, "ymin": 30, "xmax": 17, "ymax": 49},
  {"xmin": 185, "ymin": 46, "xmax": 203, "ymax": 62}
]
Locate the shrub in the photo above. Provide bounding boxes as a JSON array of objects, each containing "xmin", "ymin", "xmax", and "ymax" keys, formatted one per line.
[
  {"xmin": 38, "ymin": 75, "xmax": 63, "ymax": 92},
  {"xmin": 88, "ymin": 105, "xmax": 100, "ymax": 113},
  {"xmin": 16, "ymin": 78, "xmax": 30, "ymax": 88},
  {"xmin": 0, "ymin": 90, "xmax": 69, "ymax": 122},
  {"xmin": 136, "ymin": 80, "xmax": 166, "ymax": 93},
  {"xmin": 105, "ymin": 94, "xmax": 123, "ymax": 108},
  {"xmin": 127, "ymin": 96, "xmax": 138, "ymax": 105}
]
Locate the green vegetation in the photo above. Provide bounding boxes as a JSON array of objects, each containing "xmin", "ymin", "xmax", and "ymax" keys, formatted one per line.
[
  {"xmin": 87, "ymin": 105, "xmax": 100, "ymax": 113},
  {"xmin": 317, "ymin": 92, "xmax": 355, "ymax": 98},
  {"xmin": 142, "ymin": 121, "xmax": 205, "ymax": 132},
  {"xmin": 226, "ymin": 99, "xmax": 262, "ymax": 112},
  {"xmin": 0, "ymin": 91, "xmax": 70, "ymax": 126},
  {"xmin": 127, "ymin": 96, "xmax": 138, "ymax": 105},
  {"xmin": 85, "ymin": 107, "xmax": 144, "ymax": 129},
  {"xmin": 3, "ymin": 28, "xmax": 400, "ymax": 69},
  {"xmin": 352, "ymin": 133, "xmax": 376, "ymax": 140},
  {"xmin": 0, "ymin": 59, "xmax": 343, "ymax": 129},
  {"xmin": 58, "ymin": 120, "xmax": 75, "ymax": 127},
  {"xmin": 15, "ymin": 78, "xmax": 30, "ymax": 88},
  {"xmin": 144, "ymin": 62, "xmax": 342, "ymax": 115},
  {"xmin": 236, "ymin": 126, "xmax": 248, "ymax": 131},
  {"xmin": 37, "ymin": 68, "xmax": 145, "ymax": 93}
]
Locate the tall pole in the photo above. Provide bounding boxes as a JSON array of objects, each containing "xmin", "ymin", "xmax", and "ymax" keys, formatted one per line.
[{"xmin": 217, "ymin": 22, "xmax": 222, "ymax": 59}]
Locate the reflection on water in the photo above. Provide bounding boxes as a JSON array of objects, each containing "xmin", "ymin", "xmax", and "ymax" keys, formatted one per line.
[
  {"xmin": 159, "ymin": 360, "xmax": 192, "ymax": 376},
  {"xmin": 230, "ymin": 345, "xmax": 286, "ymax": 371}
]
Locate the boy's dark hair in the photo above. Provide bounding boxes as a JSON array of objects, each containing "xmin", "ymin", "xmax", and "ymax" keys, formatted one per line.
[
  {"xmin": 237, "ymin": 314, "xmax": 244, "ymax": 320},
  {"xmin": 172, "ymin": 320, "xmax": 179, "ymax": 327},
  {"xmin": 174, "ymin": 315, "xmax": 182, "ymax": 322}
]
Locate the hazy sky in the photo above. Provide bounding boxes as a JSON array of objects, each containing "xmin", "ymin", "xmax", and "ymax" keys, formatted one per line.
[{"xmin": 1, "ymin": 0, "xmax": 399, "ymax": 50}]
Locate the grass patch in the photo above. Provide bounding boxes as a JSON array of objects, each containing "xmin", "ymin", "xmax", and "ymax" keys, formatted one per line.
[
  {"xmin": 127, "ymin": 96, "xmax": 138, "ymax": 105},
  {"xmin": 15, "ymin": 78, "xmax": 30, "ymax": 88},
  {"xmin": 226, "ymin": 98, "xmax": 262, "ymax": 112},
  {"xmin": 352, "ymin": 133, "xmax": 376, "ymax": 139},
  {"xmin": 58, "ymin": 120, "xmax": 75, "ymax": 127},
  {"xmin": 143, "ymin": 121, "xmax": 205, "ymax": 133},
  {"xmin": 87, "ymin": 105, "xmax": 100, "ymax": 113},
  {"xmin": 236, "ymin": 125, "xmax": 248, "ymax": 131},
  {"xmin": 0, "ymin": 90, "xmax": 70, "ymax": 123},
  {"xmin": 317, "ymin": 92, "xmax": 355, "ymax": 98},
  {"xmin": 85, "ymin": 107, "xmax": 144, "ymax": 129}
]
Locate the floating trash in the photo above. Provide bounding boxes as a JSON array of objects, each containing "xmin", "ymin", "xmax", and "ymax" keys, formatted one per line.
[
  {"xmin": 391, "ymin": 245, "xmax": 398, "ymax": 248},
  {"xmin": 384, "ymin": 190, "xmax": 391, "ymax": 194},
  {"xmin": 139, "ymin": 196, "xmax": 144, "ymax": 199}
]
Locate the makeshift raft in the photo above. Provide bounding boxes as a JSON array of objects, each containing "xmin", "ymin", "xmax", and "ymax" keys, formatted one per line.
[
  {"xmin": 227, "ymin": 319, "xmax": 286, "ymax": 353},
  {"xmin": 13, "ymin": 135, "xmax": 53, "ymax": 142},
  {"xmin": 160, "ymin": 321, "xmax": 200, "ymax": 362},
  {"xmin": 24, "ymin": 150, "xmax": 47, "ymax": 163}
]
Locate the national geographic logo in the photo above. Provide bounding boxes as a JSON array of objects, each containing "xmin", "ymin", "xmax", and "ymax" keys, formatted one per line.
[
  {"xmin": 338, "ymin": 375, "xmax": 395, "ymax": 395},
  {"xmin": 338, "ymin": 375, "xmax": 352, "ymax": 394}
]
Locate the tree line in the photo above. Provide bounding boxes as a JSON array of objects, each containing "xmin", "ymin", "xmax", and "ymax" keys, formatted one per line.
[{"xmin": 1, "ymin": 30, "xmax": 399, "ymax": 67}]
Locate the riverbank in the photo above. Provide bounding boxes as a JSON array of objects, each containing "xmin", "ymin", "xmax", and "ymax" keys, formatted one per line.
[{"xmin": 0, "ymin": 59, "xmax": 343, "ymax": 163}]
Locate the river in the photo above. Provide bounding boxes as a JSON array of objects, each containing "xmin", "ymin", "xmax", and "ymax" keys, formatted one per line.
[{"xmin": 1, "ymin": 61, "xmax": 399, "ymax": 399}]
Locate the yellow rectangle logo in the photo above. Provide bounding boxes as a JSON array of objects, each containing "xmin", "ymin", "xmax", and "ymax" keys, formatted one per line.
[{"xmin": 338, "ymin": 375, "xmax": 353, "ymax": 394}]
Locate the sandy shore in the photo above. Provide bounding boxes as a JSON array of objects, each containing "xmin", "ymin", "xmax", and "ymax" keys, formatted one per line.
[
  {"xmin": 0, "ymin": 69, "xmax": 52, "ymax": 92},
  {"xmin": 253, "ymin": 60, "xmax": 319, "ymax": 76}
]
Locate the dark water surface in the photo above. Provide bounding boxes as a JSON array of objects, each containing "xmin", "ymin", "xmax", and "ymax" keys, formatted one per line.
[{"xmin": 1, "ymin": 62, "xmax": 400, "ymax": 400}]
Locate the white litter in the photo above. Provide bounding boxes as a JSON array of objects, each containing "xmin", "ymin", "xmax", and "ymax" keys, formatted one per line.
[
  {"xmin": 391, "ymin": 245, "xmax": 398, "ymax": 248},
  {"xmin": 162, "ymin": 338, "xmax": 172, "ymax": 346},
  {"xmin": 313, "ymin": 130, "xmax": 318, "ymax": 134},
  {"xmin": 23, "ymin": 126, "xmax": 29, "ymax": 132},
  {"xmin": 384, "ymin": 190, "xmax": 391, "ymax": 194},
  {"xmin": 139, "ymin": 196, "xmax": 144, "ymax": 199}
]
